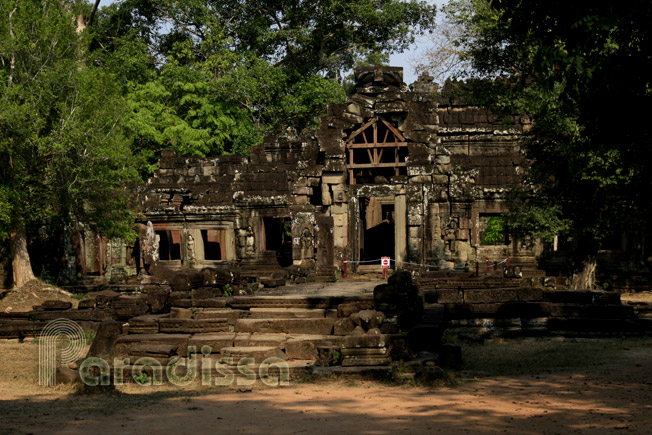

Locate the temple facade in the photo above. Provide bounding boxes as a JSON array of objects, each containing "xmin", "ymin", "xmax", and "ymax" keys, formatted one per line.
[{"xmin": 125, "ymin": 65, "xmax": 530, "ymax": 281}]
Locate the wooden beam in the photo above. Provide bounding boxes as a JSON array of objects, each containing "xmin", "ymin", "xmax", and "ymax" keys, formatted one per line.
[
  {"xmin": 348, "ymin": 162, "xmax": 407, "ymax": 169},
  {"xmin": 345, "ymin": 142, "xmax": 408, "ymax": 149}
]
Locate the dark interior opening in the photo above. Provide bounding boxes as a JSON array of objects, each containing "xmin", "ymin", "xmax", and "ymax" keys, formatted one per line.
[
  {"xmin": 201, "ymin": 229, "xmax": 222, "ymax": 260},
  {"xmin": 359, "ymin": 199, "xmax": 395, "ymax": 261},
  {"xmin": 263, "ymin": 217, "xmax": 293, "ymax": 267},
  {"xmin": 157, "ymin": 230, "xmax": 181, "ymax": 260}
]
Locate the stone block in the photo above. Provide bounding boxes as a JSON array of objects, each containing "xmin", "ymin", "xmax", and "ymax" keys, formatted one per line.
[
  {"xmin": 196, "ymin": 309, "xmax": 242, "ymax": 325},
  {"xmin": 41, "ymin": 300, "xmax": 72, "ymax": 310},
  {"xmin": 188, "ymin": 333, "xmax": 235, "ymax": 353},
  {"xmin": 337, "ymin": 302, "xmax": 364, "ymax": 318},
  {"xmin": 333, "ymin": 317, "xmax": 356, "ymax": 335},
  {"xmin": 113, "ymin": 334, "xmax": 190, "ymax": 359},
  {"xmin": 159, "ymin": 318, "xmax": 228, "ymax": 334},
  {"xmin": 342, "ymin": 334, "xmax": 389, "ymax": 349},
  {"xmin": 322, "ymin": 173, "xmax": 345, "ymax": 184},
  {"xmin": 111, "ymin": 296, "xmax": 149, "ymax": 320},
  {"xmin": 128, "ymin": 315, "xmax": 161, "ymax": 334},
  {"xmin": 517, "ymin": 287, "xmax": 544, "ymax": 302},
  {"xmin": 285, "ymin": 339, "xmax": 318, "ymax": 359},
  {"xmin": 433, "ymin": 175, "xmax": 449, "ymax": 184},
  {"xmin": 220, "ymin": 346, "xmax": 287, "ymax": 364},
  {"xmin": 435, "ymin": 289, "xmax": 464, "ymax": 303},
  {"xmin": 341, "ymin": 355, "xmax": 391, "ymax": 366},
  {"xmin": 464, "ymin": 289, "xmax": 518, "ymax": 304},
  {"xmin": 248, "ymin": 333, "xmax": 289, "ymax": 347},
  {"xmin": 234, "ymin": 318, "xmax": 335, "ymax": 335},
  {"xmin": 77, "ymin": 299, "xmax": 96, "ymax": 310}
]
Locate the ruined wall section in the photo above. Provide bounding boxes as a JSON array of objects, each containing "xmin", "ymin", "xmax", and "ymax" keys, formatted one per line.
[
  {"xmin": 140, "ymin": 136, "xmax": 324, "ymax": 271},
  {"xmin": 435, "ymin": 102, "xmax": 530, "ymax": 266}
]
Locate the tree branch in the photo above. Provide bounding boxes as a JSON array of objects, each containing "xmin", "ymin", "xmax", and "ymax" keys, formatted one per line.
[{"xmin": 7, "ymin": 1, "xmax": 17, "ymax": 89}]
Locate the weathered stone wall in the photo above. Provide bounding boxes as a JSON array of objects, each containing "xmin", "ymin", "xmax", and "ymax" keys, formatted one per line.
[{"xmin": 121, "ymin": 65, "xmax": 528, "ymax": 280}]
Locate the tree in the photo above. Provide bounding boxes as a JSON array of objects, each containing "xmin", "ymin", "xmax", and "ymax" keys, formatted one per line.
[
  {"xmin": 428, "ymin": 1, "xmax": 652, "ymax": 288},
  {"xmin": 0, "ymin": 0, "xmax": 140, "ymax": 287},
  {"xmin": 89, "ymin": 0, "xmax": 437, "ymax": 166}
]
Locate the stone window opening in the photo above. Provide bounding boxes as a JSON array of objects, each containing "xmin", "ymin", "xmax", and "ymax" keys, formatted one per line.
[
  {"xmin": 346, "ymin": 117, "xmax": 408, "ymax": 185},
  {"xmin": 479, "ymin": 214, "xmax": 510, "ymax": 246},
  {"xmin": 156, "ymin": 230, "xmax": 182, "ymax": 260},
  {"xmin": 201, "ymin": 229, "xmax": 225, "ymax": 260}
]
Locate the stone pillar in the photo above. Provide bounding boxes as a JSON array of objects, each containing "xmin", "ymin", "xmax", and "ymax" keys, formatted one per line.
[
  {"xmin": 394, "ymin": 194, "xmax": 407, "ymax": 267},
  {"xmin": 316, "ymin": 214, "xmax": 334, "ymax": 268}
]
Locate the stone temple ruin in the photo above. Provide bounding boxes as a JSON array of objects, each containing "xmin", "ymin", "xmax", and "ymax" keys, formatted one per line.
[
  {"xmin": 1, "ymin": 66, "xmax": 651, "ymax": 385},
  {"xmin": 99, "ymin": 65, "xmax": 531, "ymax": 284}
]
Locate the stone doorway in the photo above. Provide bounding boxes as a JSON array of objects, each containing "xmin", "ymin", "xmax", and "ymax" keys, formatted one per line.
[
  {"xmin": 263, "ymin": 217, "xmax": 293, "ymax": 267},
  {"xmin": 359, "ymin": 197, "xmax": 395, "ymax": 261}
]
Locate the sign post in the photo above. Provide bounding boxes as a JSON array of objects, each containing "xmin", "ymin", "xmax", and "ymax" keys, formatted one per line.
[{"xmin": 381, "ymin": 257, "xmax": 390, "ymax": 279}]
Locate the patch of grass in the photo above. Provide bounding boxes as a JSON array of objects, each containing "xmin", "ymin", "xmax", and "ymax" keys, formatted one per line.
[
  {"xmin": 72, "ymin": 293, "xmax": 86, "ymax": 301},
  {"xmin": 84, "ymin": 329, "xmax": 96, "ymax": 345}
]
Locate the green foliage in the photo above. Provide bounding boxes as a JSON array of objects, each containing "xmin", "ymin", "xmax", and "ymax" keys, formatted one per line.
[
  {"xmin": 133, "ymin": 371, "xmax": 149, "ymax": 385},
  {"xmin": 84, "ymin": 329, "xmax": 96, "ymax": 345},
  {"xmin": 0, "ymin": 0, "xmax": 141, "ymax": 244},
  {"xmin": 480, "ymin": 216, "xmax": 506, "ymax": 245},
  {"xmin": 88, "ymin": 0, "xmax": 435, "ymax": 170},
  {"xmin": 223, "ymin": 284, "xmax": 233, "ymax": 297},
  {"xmin": 441, "ymin": 1, "xmax": 652, "ymax": 261}
]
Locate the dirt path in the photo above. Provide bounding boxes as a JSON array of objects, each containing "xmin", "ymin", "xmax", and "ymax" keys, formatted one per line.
[{"xmin": 2, "ymin": 341, "xmax": 651, "ymax": 435}]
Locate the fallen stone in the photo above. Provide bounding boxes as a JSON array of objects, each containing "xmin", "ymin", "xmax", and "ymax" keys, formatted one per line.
[{"xmin": 41, "ymin": 300, "xmax": 72, "ymax": 310}]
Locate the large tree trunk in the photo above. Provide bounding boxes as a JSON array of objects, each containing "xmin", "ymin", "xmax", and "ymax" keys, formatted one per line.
[
  {"xmin": 571, "ymin": 254, "xmax": 597, "ymax": 290},
  {"xmin": 10, "ymin": 225, "xmax": 36, "ymax": 288}
]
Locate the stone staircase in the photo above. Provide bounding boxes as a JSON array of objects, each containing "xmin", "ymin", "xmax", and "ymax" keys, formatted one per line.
[{"xmin": 112, "ymin": 294, "xmax": 402, "ymax": 383}]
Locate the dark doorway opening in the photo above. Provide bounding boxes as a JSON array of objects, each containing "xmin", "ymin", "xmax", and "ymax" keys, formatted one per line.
[
  {"xmin": 263, "ymin": 217, "xmax": 293, "ymax": 267},
  {"xmin": 359, "ymin": 198, "xmax": 395, "ymax": 261}
]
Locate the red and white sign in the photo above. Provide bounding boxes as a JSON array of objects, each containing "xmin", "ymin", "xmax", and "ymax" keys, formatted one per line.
[{"xmin": 381, "ymin": 257, "xmax": 391, "ymax": 268}]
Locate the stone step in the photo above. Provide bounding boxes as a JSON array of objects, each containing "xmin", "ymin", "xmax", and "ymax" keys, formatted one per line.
[
  {"xmin": 159, "ymin": 318, "xmax": 228, "ymax": 334},
  {"xmin": 234, "ymin": 318, "xmax": 335, "ymax": 335},
  {"xmin": 114, "ymin": 334, "xmax": 190, "ymax": 358},
  {"xmin": 220, "ymin": 346, "xmax": 287, "ymax": 364},
  {"xmin": 188, "ymin": 333, "xmax": 237, "ymax": 353},
  {"xmin": 128, "ymin": 343, "xmax": 179, "ymax": 365},
  {"xmin": 120, "ymin": 359, "xmax": 314, "ymax": 384},
  {"xmin": 227, "ymin": 295, "xmax": 374, "ymax": 310},
  {"xmin": 247, "ymin": 308, "xmax": 335, "ymax": 319},
  {"xmin": 195, "ymin": 309, "xmax": 242, "ymax": 324},
  {"xmin": 0, "ymin": 319, "xmax": 44, "ymax": 338},
  {"xmin": 128, "ymin": 314, "xmax": 171, "ymax": 334}
]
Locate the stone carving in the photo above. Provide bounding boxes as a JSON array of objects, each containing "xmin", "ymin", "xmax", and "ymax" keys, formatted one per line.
[
  {"xmin": 187, "ymin": 234, "xmax": 195, "ymax": 261},
  {"xmin": 142, "ymin": 221, "xmax": 160, "ymax": 275}
]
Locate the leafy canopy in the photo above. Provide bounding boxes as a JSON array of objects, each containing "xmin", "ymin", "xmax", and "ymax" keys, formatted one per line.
[
  {"xmin": 89, "ymin": 0, "xmax": 437, "ymax": 168},
  {"xmin": 432, "ymin": 1, "xmax": 652, "ymax": 252},
  {"xmin": 0, "ymin": 0, "xmax": 140, "ymax": 242}
]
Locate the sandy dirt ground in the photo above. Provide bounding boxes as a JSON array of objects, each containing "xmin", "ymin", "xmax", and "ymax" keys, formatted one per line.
[
  {"xmin": 1, "ymin": 281, "xmax": 651, "ymax": 434},
  {"xmin": 1, "ymin": 339, "xmax": 651, "ymax": 435}
]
